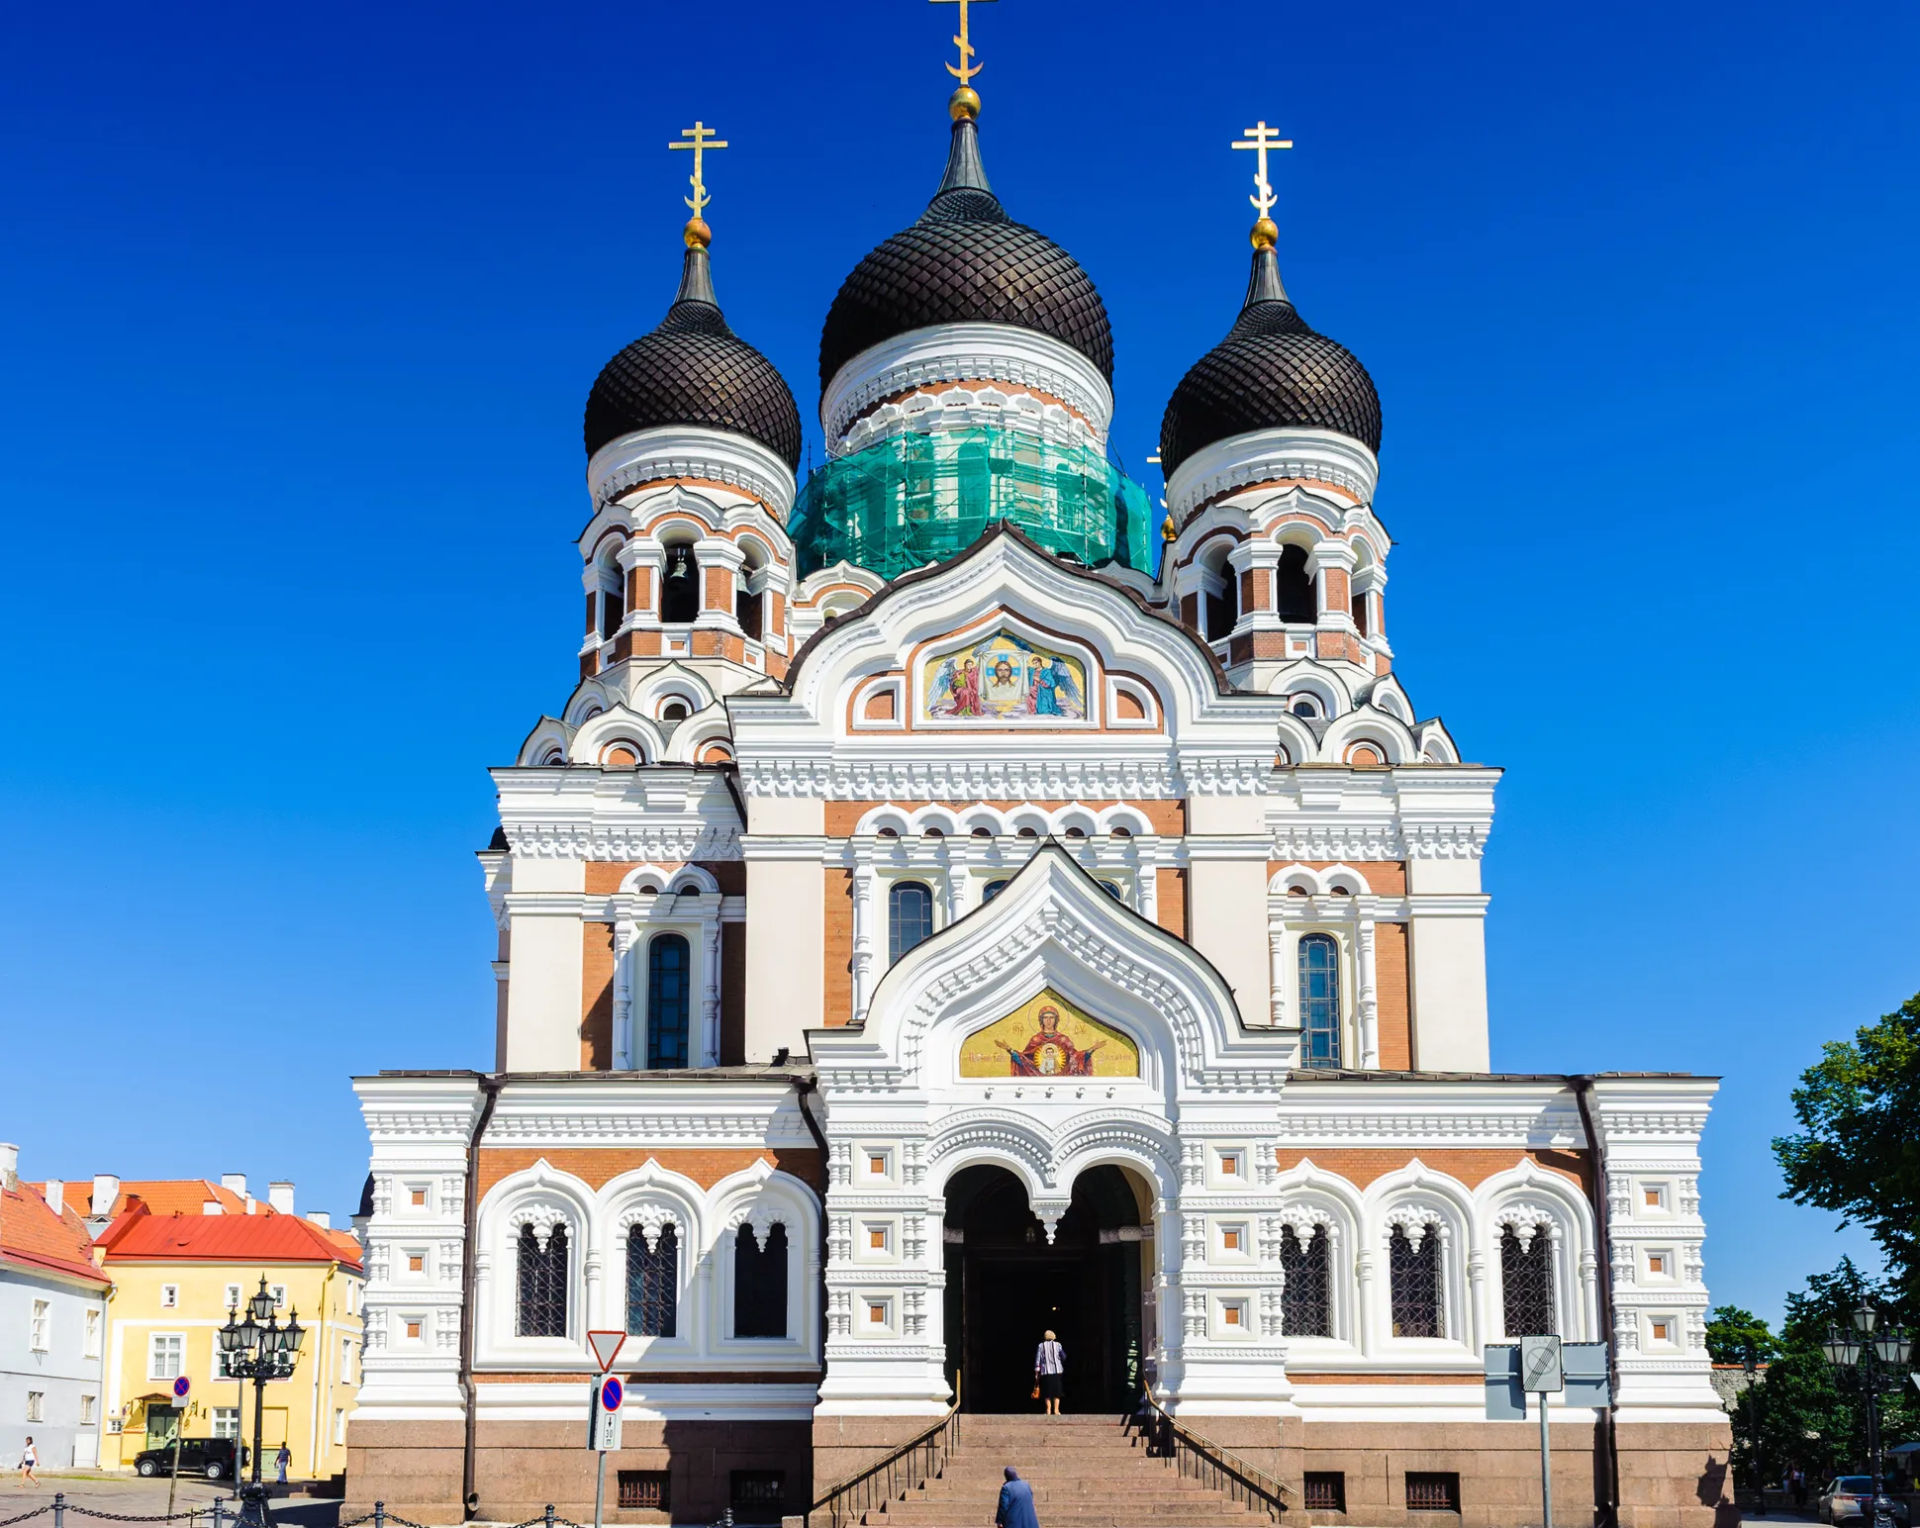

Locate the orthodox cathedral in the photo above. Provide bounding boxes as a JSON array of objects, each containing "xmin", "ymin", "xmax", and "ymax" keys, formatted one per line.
[{"xmin": 348, "ymin": 21, "xmax": 1729, "ymax": 1528}]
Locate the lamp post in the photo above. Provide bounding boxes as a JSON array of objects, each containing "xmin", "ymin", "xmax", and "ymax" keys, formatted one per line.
[
  {"xmin": 1742, "ymin": 1342, "xmax": 1766, "ymax": 1510},
  {"xmin": 1820, "ymin": 1299, "xmax": 1912, "ymax": 1528},
  {"xmin": 217, "ymin": 1276, "xmax": 306, "ymax": 1528}
]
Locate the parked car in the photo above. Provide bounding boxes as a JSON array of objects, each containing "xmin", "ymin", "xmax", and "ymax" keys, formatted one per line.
[
  {"xmin": 1818, "ymin": 1477, "xmax": 1912, "ymax": 1527},
  {"xmin": 132, "ymin": 1437, "xmax": 239, "ymax": 1480}
]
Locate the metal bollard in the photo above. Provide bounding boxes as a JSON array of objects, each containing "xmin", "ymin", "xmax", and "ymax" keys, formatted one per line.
[
  {"xmin": 52, "ymin": 1493, "xmax": 65, "ymax": 1528},
  {"xmin": 545, "ymin": 1506, "xmax": 556, "ymax": 1528},
  {"xmin": 372, "ymin": 1504, "xmax": 385, "ymax": 1528},
  {"xmin": 213, "ymin": 1497, "xmax": 225, "ymax": 1528}
]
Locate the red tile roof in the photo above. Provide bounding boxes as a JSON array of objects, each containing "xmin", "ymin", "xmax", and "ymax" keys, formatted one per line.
[
  {"xmin": 1, "ymin": 1182, "xmax": 109, "ymax": 1287},
  {"xmin": 98, "ymin": 1206, "xmax": 363, "ymax": 1272},
  {"xmin": 26, "ymin": 1179, "xmax": 251, "ymax": 1219}
]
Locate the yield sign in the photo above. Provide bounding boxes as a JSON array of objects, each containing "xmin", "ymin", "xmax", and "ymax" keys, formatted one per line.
[{"xmin": 587, "ymin": 1330, "xmax": 627, "ymax": 1373}]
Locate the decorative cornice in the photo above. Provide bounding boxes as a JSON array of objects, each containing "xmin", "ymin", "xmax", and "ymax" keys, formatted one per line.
[
  {"xmin": 736, "ymin": 756, "xmax": 1186, "ymax": 801},
  {"xmin": 1402, "ymin": 822, "xmax": 1490, "ymax": 860},
  {"xmin": 499, "ymin": 822, "xmax": 741, "ymax": 860},
  {"xmin": 588, "ymin": 424, "xmax": 797, "ymax": 522},
  {"xmin": 1166, "ymin": 427, "xmax": 1381, "ymax": 522}
]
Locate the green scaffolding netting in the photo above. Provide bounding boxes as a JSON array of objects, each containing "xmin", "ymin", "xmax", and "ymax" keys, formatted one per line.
[{"xmin": 789, "ymin": 425, "xmax": 1160, "ymax": 582}]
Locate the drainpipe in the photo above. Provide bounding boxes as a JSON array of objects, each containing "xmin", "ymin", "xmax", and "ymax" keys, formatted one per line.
[
  {"xmin": 460, "ymin": 1077, "xmax": 503, "ymax": 1520},
  {"xmin": 794, "ymin": 1074, "xmax": 832, "ymax": 1379},
  {"xmin": 1573, "ymin": 1076, "xmax": 1621, "ymax": 1528},
  {"xmin": 312, "ymin": 1261, "xmax": 336, "ymax": 1479}
]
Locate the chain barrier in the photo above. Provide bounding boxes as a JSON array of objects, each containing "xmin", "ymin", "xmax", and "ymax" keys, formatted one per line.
[{"xmin": 0, "ymin": 1508, "xmax": 52, "ymax": 1526}]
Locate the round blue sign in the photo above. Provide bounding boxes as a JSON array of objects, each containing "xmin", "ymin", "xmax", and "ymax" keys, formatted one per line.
[
  {"xmin": 172, "ymin": 1376, "xmax": 191, "ymax": 1399},
  {"xmin": 600, "ymin": 1377, "xmax": 623, "ymax": 1413}
]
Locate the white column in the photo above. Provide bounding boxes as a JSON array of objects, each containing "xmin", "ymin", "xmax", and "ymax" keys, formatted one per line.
[
  {"xmin": 1268, "ymin": 912, "xmax": 1287, "ymax": 1028},
  {"xmin": 701, "ymin": 911, "xmax": 723, "ymax": 1067},
  {"xmin": 1468, "ymin": 1246, "xmax": 1490, "ymax": 1346},
  {"xmin": 612, "ymin": 922, "xmax": 637, "ymax": 1070},
  {"xmin": 1355, "ymin": 906, "xmax": 1380, "ymax": 1069},
  {"xmin": 944, "ymin": 861, "xmax": 967, "ymax": 926},
  {"xmin": 1137, "ymin": 845, "xmax": 1160, "ymax": 924},
  {"xmin": 850, "ymin": 855, "xmax": 877, "ymax": 1026}
]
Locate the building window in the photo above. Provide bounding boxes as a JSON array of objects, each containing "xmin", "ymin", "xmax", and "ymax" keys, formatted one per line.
[
  {"xmin": 515, "ymin": 1223, "xmax": 570, "ymax": 1338},
  {"xmin": 888, "ymin": 881, "xmax": 934, "ymax": 964},
  {"xmin": 1389, "ymin": 1226, "xmax": 1444, "ymax": 1338},
  {"xmin": 1405, "ymin": 1472, "xmax": 1461, "ymax": 1513},
  {"xmin": 1500, "ymin": 1225, "xmax": 1556, "ymax": 1338},
  {"xmin": 661, "ymin": 544, "xmax": 700, "ymax": 624},
  {"xmin": 626, "ymin": 1225, "xmax": 679, "ymax": 1338},
  {"xmin": 646, "ymin": 934, "xmax": 692, "ymax": 1070},
  {"xmin": 1281, "ymin": 1227, "xmax": 1333, "ymax": 1338},
  {"xmin": 80, "ymin": 1395, "xmax": 97, "ymax": 1426},
  {"xmin": 735, "ymin": 582, "xmax": 763, "ymax": 641},
  {"xmin": 409, "ymin": 1187, "xmax": 428, "ymax": 1208},
  {"xmin": 620, "ymin": 1472, "xmax": 671, "ymax": 1511},
  {"xmin": 341, "ymin": 1336, "xmax": 354, "ymax": 1385},
  {"xmin": 1304, "ymin": 1473, "xmax": 1346, "ymax": 1512},
  {"xmin": 598, "ymin": 560, "xmax": 625, "ymax": 641},
  {"xmin": 26, "ymin": 1392, "xmax": 44, "ymax": 1423},
  {"xmin": 84, "ymin": 1308, "xmax": 100, "ymax": 1358},
  {"xmin": 982, "ymin": 879, "xmax": 1009, "ymax": 903},
  {"xmin": 148, "ymin": 1333, "xmax": 185, "ymax": 1380},
  {"xmin": 731, "ymin": 1469, "xmax": 787, "ymax": 1522},
  {"xmin": 1298, "ymin": 934, "xmax": 1342, "ymax": 1068},
  {"xmin": 734, "ymin": 1222, "xmax": 788, "ymax": 1339},
  {"xmin": 1275, "ymin": 544, "xmax": 1315, "ymax": 623},
  {"xmin": 30, "ymin": 1299, "xmax": 49, "ymax": 1351},
  {"xmin": 160, "ymin": 1284, "xmax": 179, "ymax": 1309},
  {"xmin": 211, "ymin": 1409, "xmax": 240, "ymax": 1440},
  {"xmin": 334, "ymin": 1407, "xmax": 347, "ymax": 1445},
  {"xmin": 270, "ymin": 1285, "xmax": 287, "ymax": 1309}
]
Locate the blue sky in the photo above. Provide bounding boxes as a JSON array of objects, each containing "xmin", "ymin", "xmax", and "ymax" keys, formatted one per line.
[{"xmin": 2, "ymin": 0, "xmax": 1915, "ymax": 1322}]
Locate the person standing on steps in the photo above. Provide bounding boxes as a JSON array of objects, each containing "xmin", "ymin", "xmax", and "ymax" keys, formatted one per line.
[
  {"xmin": 1035, "ymin": 1330, "xmax": 1065, "ymax": 1416},
  {"xmin": 996, "ymin": 1466, "xmax": 1039, "ymax": 1528}
]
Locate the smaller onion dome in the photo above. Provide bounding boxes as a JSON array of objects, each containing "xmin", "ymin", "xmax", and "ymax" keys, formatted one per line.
[
  {"xmin": 584, "ymin": 224, "xmax": 802, "ymax": 470},
  {"xmin": 1158, "ymin": 228, "xmax": 1381, "ymax": 476}
]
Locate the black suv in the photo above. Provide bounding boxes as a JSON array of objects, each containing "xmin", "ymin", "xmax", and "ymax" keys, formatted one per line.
[{"xmin": 132, "ymin": 1437, "xmax": 240, "ymax": 1480}]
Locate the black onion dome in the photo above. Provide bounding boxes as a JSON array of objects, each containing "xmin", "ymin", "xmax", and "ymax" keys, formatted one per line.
[
  {"xmin": 585, "ymin": 244, "xmax": 802, "ymax": 470},
  {"xmin": 818, "ymin": 115, "xmax": 1113, "ymax": 393},
  {"xmin": 1158, "ymin": 244, "xmax": 1381, "ymax": 475}
]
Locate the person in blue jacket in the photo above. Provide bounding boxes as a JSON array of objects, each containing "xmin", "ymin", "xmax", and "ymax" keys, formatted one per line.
[{"xmin": 996, "ymin": 1466, "xmax": 1039, "ymax": 1528}]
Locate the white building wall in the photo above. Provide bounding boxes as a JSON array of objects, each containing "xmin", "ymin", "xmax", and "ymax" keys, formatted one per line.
[{"xmin": 0, "ymin": 1266, "xmax": 107, "ymax": 1469}]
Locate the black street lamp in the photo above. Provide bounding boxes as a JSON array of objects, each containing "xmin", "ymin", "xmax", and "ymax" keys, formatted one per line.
[
  {"xmin": 1820, "ymin": 1299, "xmax": 1912, "ymax": 1528},
  {"xmin": 217, "ymin": 1276, "xmax": 306, "ymax": 1528}
]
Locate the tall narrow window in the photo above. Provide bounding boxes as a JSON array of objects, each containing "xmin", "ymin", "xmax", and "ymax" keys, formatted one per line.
[
  {"xmin": 1275, "ymin": 544, "xmax": 1315, "ymax": 623},
  {"xmin": 515, "ymin": 1223, "xmax": 569, "ymax": 1338},
  {"xmin": 735, "ymin": 581, "xmax": 764, "ymax": 641},
  {"xmin": 598, "ymin": 561, "xmax": 625, "ymax": 640},
  {"xmin": 1500, "ymin": 1225, "xmax": 1557, "ymax": 1337},
  {"xmin": 888, "ymin": 881, "xmax": 934, "ymax": 964},
  {"xmin": 1352, "ymin": 587, "xmax": 1371, "ymax": 638},
  {"xmin": 957, "ymin": 437, "xmax": 991, "ymax": 524},
  {"xmin": 1388, "ymin": 1225, "xmax": 1443, "ymax": 1338},
  {"xmin": 1298, "ymin": 934, "xmax": 1342, "ymax": 1068},
  {"xmin": 1204, "ymin": 565, "xmax": 1236, "ymax": 640},
  {"xmin": 661, "ymin": 545, "xmax": 700, "ymax": 624},
  {"xmin": 1281, "ymin": 1227, "xmax": 1333, "ymax": 1337},
  {"xmin": 646, "ymin": 934, "xmax": 692, "ymax": 1070},
  {"xmin": 626, "ymin": 1225, "xmax": 679, "ymax": 1338},
  {"xmin": 734, "ymin": 1222, "xmax": 789, "ymax": 1338}
]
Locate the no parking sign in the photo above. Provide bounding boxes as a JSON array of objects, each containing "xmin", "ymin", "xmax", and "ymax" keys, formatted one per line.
[{"xmin": 588, "ymin": 1375, "xmax": 623, "ymax": 1452}]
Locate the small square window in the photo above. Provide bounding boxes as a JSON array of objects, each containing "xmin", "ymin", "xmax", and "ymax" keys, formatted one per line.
[
  {"xmin": 1223, "ymin": 1303, "xmax": 1243, "ymax": 1326},
  {"xmin": 270, "ymin": 1284, "xmax": 287, "ymax": 1309},
  {"xmin": 1218, "ymin": 1150, "xmax": 1243, "ymax": 1178},
  {"xmin": 1220, "ymin": 1225, "xmax": 1243, "ymax": 1253},
  {"xmin": 867, "ymin": 1226, "xmax": 889, "ymax": 1251},
  {"xmin": 730, "ymin": 1470, "xmax": 786, "ymax": 1522},
  {"xmin": 160, "ymin": 1284, "xmax": 179, "ymax": 1309},
  {"xmin": 409, "ymin": 1187, "xmax": 428, "ymax": 1207},
  {"xmin": 1406, "ymin": 1472, "xmax": 1460, "ymax": 1513},
  {"xmin": 1304, "ymin": 1472, "xmax": 1346, "ymax": 1512},
  {"xmin": 1646, "ymin": 1253, "xmax": 1666, "ymax": 1276},
  {"xmin": 1650, "ymin": 1319, "xmax": 1670, "ymax": 1344},
  {"xmin": 619, "ymin": 1471, "xmax": 671, "ymax": 1511},
  {"xmin": 224, "ymin": 1284, "xmax": 243, "ymax": 1312},
  {"xmin": 407, "ymin": 1253, "xmax": 425, "ymax": 1273},
  {"xmin": 404, "ymin": 1319, "xmax": 423, "ymax": 1341},
  {"xmin": 864, "ymin": 1150, "xmax": 891, "ymax": 1180},
  {"xmin": 1642, "ymin": 1184, "xmax": 1667, "ymax": 1211},
  {"xmin": 867, "ymin": 1300, "xmax": 889, "ymax": 1325}
]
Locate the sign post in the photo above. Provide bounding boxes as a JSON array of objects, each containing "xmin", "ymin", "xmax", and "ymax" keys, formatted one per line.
[
  {"xmin": 1519, "ymin": 1336, "xmax": 1564, "ymax": 1528},
  {"xmin": 586, "ymin": 1333, "xmax": 627, "ymax": 1528},
  {"xmin": 165, "ymin": 1378, "xmax": 193, "ymax": 1523}
]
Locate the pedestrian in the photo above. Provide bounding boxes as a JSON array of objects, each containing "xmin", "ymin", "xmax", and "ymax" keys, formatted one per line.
[
  {"xmin": 1034, "ymin": 1330, "xmax": 1065, "ymax": 1417},
  {"xmin": 995, "ymin": 1466, "xmax": 1039, "ymax": 1528},
  {"xmin": 17, "ymin": 1438, "xmax": 37, "ymax": 1489},
  {"xmin": 275, "ymin": 1443, "xmax": 291, "ymax": 1488}
]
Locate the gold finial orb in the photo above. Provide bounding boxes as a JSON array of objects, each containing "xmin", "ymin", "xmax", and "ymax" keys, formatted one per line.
[
  {"xmin": 1161, "ymin": 514, "xmax": 1178, "ymax": 544},
  {"xmin": 949, "ymin": 85, "xmax": 980, "ymax": 122},
  {"xmin": 683, "ymin": 216, "xmax": 712, "ymax": 250},
  {"xmin": 1251, "ymin": 217, "xmax": 1278, "ymax": 251}
]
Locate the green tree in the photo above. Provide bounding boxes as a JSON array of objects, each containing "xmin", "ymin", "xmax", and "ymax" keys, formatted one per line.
[
  {"xmin": 1708, "ymin": 1305, "xmax": 1778, "ymax": 1365},
  {"xmin": 1774, "ymin": 993, "xmax": 1920, "ymax": 1311}
]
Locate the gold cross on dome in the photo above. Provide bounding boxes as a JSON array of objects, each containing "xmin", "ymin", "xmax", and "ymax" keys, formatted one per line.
[
  {"xmin": 931, "ymin": 0, "xmax": 997, "ymax": 84},
  {"xmin": 1231, "ymin": 120, "xmax": 1294, "ymax": 220},
  {"xmin": 669, "ymin": 121, "xmax": 728, "ymax": 217}
]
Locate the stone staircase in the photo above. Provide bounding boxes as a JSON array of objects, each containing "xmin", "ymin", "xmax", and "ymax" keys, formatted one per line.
[{"xmin": 860, "ymin": 1415, "xmax": 1269, "ymax": 1528}]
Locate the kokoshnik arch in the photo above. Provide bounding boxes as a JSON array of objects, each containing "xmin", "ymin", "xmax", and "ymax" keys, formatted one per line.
[{"xmin": 345, "ymin": 18, "xmax": 1731, "ymax": 1528}]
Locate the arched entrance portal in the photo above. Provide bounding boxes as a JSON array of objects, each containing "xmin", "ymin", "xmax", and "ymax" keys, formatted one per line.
[{"xmin": 942, "ymin": 1164, "xmax": 1152, "ymax": 1414}]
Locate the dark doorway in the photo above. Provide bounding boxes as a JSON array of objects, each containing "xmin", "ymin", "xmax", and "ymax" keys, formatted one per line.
[{"xmin": 942, "ymin": 1165, "xmax": 1147, "ymax": 1414}]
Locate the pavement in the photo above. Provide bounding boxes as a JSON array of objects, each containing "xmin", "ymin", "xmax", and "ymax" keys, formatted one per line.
[{"xmin": 4, "ymin": 1476, "xmax": 341, "ymax": 1528}]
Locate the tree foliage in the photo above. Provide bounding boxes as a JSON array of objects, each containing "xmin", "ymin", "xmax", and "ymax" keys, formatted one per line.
[{"xmin": 1708, "ymin": 1305, "xmax": 1779, "ymax": 1365}]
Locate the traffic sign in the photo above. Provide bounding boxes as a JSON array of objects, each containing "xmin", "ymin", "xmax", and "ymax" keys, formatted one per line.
[
  {"xmin": 1520, "ymin": 1335, "xmax": 1564, "ymax": 1394},
  {"xmin": 587, "ymin": 1330, "xmax": 627, "ymax": 1373},
  {"xmin": 588, "ymin": 1374, "xmax": 623, "ymax": 1452},
  {"xmin": 172, "ymin": 1376, "xmax": 191, "ymax": 1399}
]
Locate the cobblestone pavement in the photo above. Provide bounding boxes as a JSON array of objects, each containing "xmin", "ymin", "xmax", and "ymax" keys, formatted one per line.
[{"xmin": 1, "ymin": 1477, "xmax": 339, "ymax": 1528}]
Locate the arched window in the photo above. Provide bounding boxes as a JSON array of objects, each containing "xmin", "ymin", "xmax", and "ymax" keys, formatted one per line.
[
  {"xmin": 1298, "ymin": 934, "xmax": 1342, "ymax": 1069},
  {"xmin": 646, "ymin": 935, "xmax": 691, "ymax": 1070},
  {"xmin": 515, "ymin": 1223, "xmax": 569, "ymax": 1337},
  {"xmin": 661, "ymin": 700, "xmax": 690, "ymax": 723},
  {"xmin": 625, "ymin": 1224, "xmax": 679, "ymax": 1338},
  {"xmin": 733, "ymin": 1222, "xmax": 788, "ymax": 1338},
  {"xmin": 1275, "ymin": 544, "xmax": 1315, "ymax": 623},
  {"xmin": 982, "ymin": 880, "xmax": 1009, "ymax": 903},
  {"xmin": 1204, "ymin": 562, "xmax": 1237, "ymax": 640},
  {"xmin": 1500, "ymin": 1225, "xmax": 1556, "ymax": 1338},
  {"xmin": 1388, "ymin": 1225, "xmax": 1443, "ymax": 1338},
  {"xmin": 597, "ymin": 559, "xmax": 625, "ymax": 640},
  {"xmin": 1098, "ymin": 880, "xmax": 1124, "ymax": 900},
  {"xmin": 1281, "ymin": 1226, "xmax": 1333, "ymax": 1337},
  {"xmin": 888, "ymin": 881, "xmax": 934, "ymax": 964},
  {"xmin": 661, "ymin": 544, "xmax": 700, "ymax": 624},
  {"xmin": 735, "ymin": 555, "xmax": 765, "ymax": 642}
]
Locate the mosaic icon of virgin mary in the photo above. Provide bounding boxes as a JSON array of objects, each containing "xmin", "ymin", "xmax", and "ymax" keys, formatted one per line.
[{"xmin": 995, "ymin": 1004, "xmax": 1106, "ymax": 1076}]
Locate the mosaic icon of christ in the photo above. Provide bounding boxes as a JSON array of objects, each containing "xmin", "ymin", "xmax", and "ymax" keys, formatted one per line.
[{"xmin": 995, "ymin": 1004, "xmax": 1106, "ymax": 1076}]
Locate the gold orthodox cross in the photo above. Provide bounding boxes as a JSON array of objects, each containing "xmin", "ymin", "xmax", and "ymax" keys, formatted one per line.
[
  {"xmin": 669, "ymin": 121, "xmax": 728, "ymax": 217},
  {"xmin": 1231, "ymin": 120, "xmax": 1294, "ymax": 220},
  {"xmin": 930, "ymin": 0, "xmax": 997, "ymax": 84}
]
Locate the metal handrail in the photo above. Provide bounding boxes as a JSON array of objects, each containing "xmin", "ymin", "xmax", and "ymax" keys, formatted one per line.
[
  {"xmin": 1137, "ymin": 1394, "xmax": 1290, "ymax": 1520},
  {"xmin": 806, "ymin": 1402, "xmax": 961, "ymax": 1528}
]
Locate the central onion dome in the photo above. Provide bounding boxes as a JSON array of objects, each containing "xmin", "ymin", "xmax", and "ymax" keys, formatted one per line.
[
  {"xmin": 1159, "ymin": 224, "xmax": 1381, "ymax": 476},
  {"xmin": 584, "ymin": 224, "xmax": 802, "ymax": 470},
  {"xmin": 818, "ymin": 97, "xmax": 1113, "ymax": 395}
]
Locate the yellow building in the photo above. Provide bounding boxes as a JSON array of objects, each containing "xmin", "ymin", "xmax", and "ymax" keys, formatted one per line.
[{"xmin": 85, "ymin": 1179, "xmax": 364, "ymax": 1480}]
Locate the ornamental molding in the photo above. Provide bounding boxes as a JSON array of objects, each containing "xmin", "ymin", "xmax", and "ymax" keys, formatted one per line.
[
  {"xmin": 823, "ymin": 324, "xmax": 1115, "ymax": 450},
  {"xmin": 1402, "ymin": 822, "xmax": 1490, "ymax": 860},
  {"xmin": 499, "ymin": 821, "xmax": 739, "ymax": 861},
  {"xmin": 1278, "ymin": 1202, "xmax": 1335, "ymax": 1247},
  {"xmin": 837, "ymin": 387, "xmax": 1102, "ymax": 459},
  {"xmin": 1271, "ymin": 1110, "xmax": 1582, "ymax": 1146},
  {"xmin": 587, "ymin": 425, "xmax": 797, "ymax": 523},
  {"xmin": 727, "ymin": 1203, "xmax": 793, "ymax": 1250},
  {"xmin": 1492, "ymin": 1204, "xmax": 1559, "ymax": 1250},
  {"xmin": 508, "ymin": 1205, "xmax": 570, "ymax": 1249},
  {"xmin": 1270, "ymin": 824, "xmax": 1407, "ymax": 861},
  {"xmin": 1383, "ymin": 1203, "xmax": 1445, "ymax": 1249},
  {"xmin": 1166, "ymin": 427, "xmax": 1381, "ymax": 522},
  {"xmin": 735, "ymin": 756, "xmax": 1189, "ymax": 802},
  {"xmin": 616, "ymin": 1203, "xmax": 683, "ymax": 1252},
  {"xmin": 485, "ymin": 1112, "xmax": 811, "ymax": 1148}
]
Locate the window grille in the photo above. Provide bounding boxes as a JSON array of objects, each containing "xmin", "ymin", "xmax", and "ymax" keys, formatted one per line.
[
  {"xmin": 1298, "ymin": 934, "xmax": 1342, "ymax": 1068},
  {"xmin": 1405, "ymin": 1473, "xmax": 1460, "ymax": 1512},
  {"xmin": 1500, "ymin": 1224, "xmax": 1557, "ymax": 1337},
  {"xmin": 1303, "ymin": 1473, "xmax": 1346, "ymax": 1512},
  {"xmin": 619, "ymin": 1471, "xmax": 671, "ymax": 1511},
  {"xmin": 515, "ymin": 1223, "xmax": 569, "ymax": 1338},
  {"xmin": 734, "ymin": 1222, "xmax": 789, "ymax": 1338},
  {"xmin": 1388, "ymin": 1226, "xmax": 1443, "ymax": 1338},
  {"xmin": 730, "ymin": 1470, "xmax": 786, "ymax": 1521},
  {"xmin": 626, "ymin": 1224, "xmax": 679, "ymax": 1338},
  {"xmin": 888, "ymin": 882, "xmax": 934, "ymax": 964},
  {"xmin": 646, "ymin": 934, "xmax": 692, "ymax": 1070},
  {"xmin": 1281, "ymin": 1227, "xmax": 1334, "ymax": 1337}
]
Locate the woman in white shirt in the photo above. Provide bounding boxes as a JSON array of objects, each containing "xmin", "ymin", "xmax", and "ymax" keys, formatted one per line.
[
  {"xmin": 1034, "ymin": 1331, "xmax": 1066, "ymax": 1415},
  {"xmin": 17, "ymin": 1437, "xmax": 37, "ymax": 1488}
]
